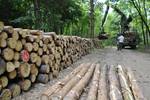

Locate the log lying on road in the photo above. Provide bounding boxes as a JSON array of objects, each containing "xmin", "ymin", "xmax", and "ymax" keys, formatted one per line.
[
  {"xmin": 87, "ymin": 64, "xmax": 100, "ymax": 100},
  {"xmin": 51, "ymin": 63, "xmax": 91, "ymax": 100},
  {"xmin": 98, "ymin": 65, "xmax": 109, "ymax": 100},
  {"xmin": 41, "ymin": 63, "xmax": 86, "ymax": 100},
  {"xmin": 117, "ymin": 65, "xmax": 134, "ymax": 100},
  {"xmin": 64, "ymin": 63, "xmax": 96, "ymax": 100},
  {"xmin": 108, "ymin": 65, "xmax": 123, "ymax": 100},
  {"xmin": 126, "ymin": 67, "xmax": 146, "ymax": 100}
]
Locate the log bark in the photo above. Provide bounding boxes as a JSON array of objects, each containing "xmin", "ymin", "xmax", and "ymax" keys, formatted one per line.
[
  {"xmin": 98, "ymin": 65, "xmax": 109, "ymax": 100},
  {"xmin": 126, "ymin": 67, "xmax": 145, "ymax": 100},
  {"xmin": 18, "ymin": 63, "xmax": 31, "ymax": 78},
  {"xmin": 4, "ymin": 26, "xmax": 14, "ymax": 34},
  {"xmin": 51, "ymin": 63, "xmax": 91, "ymax": 100},
  {"xmin": 0, "ymin": 39, "xmax": 7, "ymax": 48},
  {"xmin": 0, "ymin": 76, "xmax": 8, "ymax": 88},
  {"xmin": 37, "ymin": 74, "xmax": 49, "ymax": 84},
  {"xmin": 7, "ymin": 38, "xmax": 17, "ymax": 49},
  {"xmin": 87, "ymin": 64, "xmax": 100, "ymax": 100},
  {"xmin": 41, "ymin": 63, "xmax": 85, "ymax": 100},
  {"xmin": 15, "ymin": 40, "xmax": 23, "ymax": 51},
  {"xmin": 30, "ymin": 30, "xmax": 42, "ymax": 35},
  {"xmin": 108, "ymin": 65, "xmax": 123, "ymax": 100},
  {"xmin": 0, "ymin": 57, "xmax": 6, "ymax": 76},
  {"xmin": 40, "ymin": 65, "xmax": 50, "ymax": 74},
  {"xmin": 0, "ymin": 89, "xmax": 11, "ymax": 100},
  {"xmin": 6, "ymin": 62, "xmax": 15, "ymax": 72},
  {"xmin": 8, "ymin": 84, "xmax": 21, "ymax": 97},
  {"xmin": 117, "ymin": 65, "xmax": 134, "ymax": 100},
  {"xmin": 2, "ymin": 48, "xmax": 14, "ymax": 61},
  {"xmin": 18, "ymin": 79, "xmax": 31, "ymax": 91},
  {"xmin": 64, "ymin": 63, "xmax": 96, "ymax": 100},
  {"xmin": 8, "ymin": 70, "xmax": 17, "ymax": 80}
]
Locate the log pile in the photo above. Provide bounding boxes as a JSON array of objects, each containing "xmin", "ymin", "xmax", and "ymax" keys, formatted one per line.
[
  {"xmin": 41, "ymin": 63, "xmax": 145, "ymax": 100},
  {"xmin": 0, "ymin": 22, "xmax": 93, "ymax": 100}
]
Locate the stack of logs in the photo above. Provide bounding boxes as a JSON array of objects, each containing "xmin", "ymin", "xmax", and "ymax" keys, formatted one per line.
[
  {"xmin": 41, "ymin": 63, "xmax": 145, "ymax": 100},
  {"xmin": 0, "ymin": 21, "xmax": 93, "ymax": 100}
]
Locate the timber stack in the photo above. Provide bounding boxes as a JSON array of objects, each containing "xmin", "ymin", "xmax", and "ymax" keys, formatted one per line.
[
  {"xmin": 41, "ymin": 63, "xmax": 145, "ymax": 100},
  {"xmin": 0, "ymin": 21, "xmax": 93, "ymax": 99}
]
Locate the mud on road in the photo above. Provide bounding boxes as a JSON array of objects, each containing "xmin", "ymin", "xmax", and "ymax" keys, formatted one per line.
[{"xmin": 13, "ymin": 47, "xmax": 150, "ymax": 100}]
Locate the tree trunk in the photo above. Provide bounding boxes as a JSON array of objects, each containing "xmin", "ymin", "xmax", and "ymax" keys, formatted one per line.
[
  {"xmin": 51, "ymin": 63, "xmax": 91, "ymax": 100},
  {"xmin": 87, "ymin": 64, "xmax": 100, "ymax": 100},
  {"xmin": 64, "ymin": 64, "xmax": 95, "ymax": 100}
]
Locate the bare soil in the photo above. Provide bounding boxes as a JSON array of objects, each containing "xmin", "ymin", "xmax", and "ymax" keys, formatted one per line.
[{"xmin": 13, "ymin": 47, "xmax": 150, "ymax": 100}]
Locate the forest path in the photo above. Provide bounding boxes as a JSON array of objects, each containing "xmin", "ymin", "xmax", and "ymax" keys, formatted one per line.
[{"xmin": 13, "ymin": 47, "xmax": 150, "ymax": 100}]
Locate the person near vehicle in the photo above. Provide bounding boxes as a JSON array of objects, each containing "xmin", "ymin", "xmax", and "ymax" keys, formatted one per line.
[{"xmin": 117, "ymin": 34, "xmax": 124, "ymax": 50}]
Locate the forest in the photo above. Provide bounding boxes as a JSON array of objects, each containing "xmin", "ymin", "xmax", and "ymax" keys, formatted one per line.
[{"xmin": 0, "ymin": 0, "xmax": 150, "ymax": 47}]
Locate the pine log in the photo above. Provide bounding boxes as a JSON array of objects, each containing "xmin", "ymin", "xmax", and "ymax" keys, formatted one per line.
[
  {"xmin": 30, "ymin": 74, "xmax": 37, "ymax": 83},
  {"xmin": 41, "ymin": 55, "xmax": 49, "ymax": 64},
  {"xmin": 43, "ymin": 36, "xmax": 50, "ymax": 45},
  {"xmin": 20, "ymin": 29, "xmax": 30, "ymax": 38},
  {"xmin": 0, "ymin": 89, "xmax": 11, "ymax": 100},
  {"xmin": 12, "ymin": 30, "xmax": 19, "ymax": 40},
  {"xmin": 38, "ymin": 48, "xmax": 43, "ymax": 56},
  {"xmin": 30, "ymin": 64, "xmax": 39, "ymax": 76},
  {"xmin": 21, "ymin": 50, "xmax": 29, "ymax": 62},
  {"xmin": 43, "ymin": 32, "xmax": 56, "ymax": 40},
  {"xmin": 30, "ymin": 30, "xmax": 42, "ymax": 35},
  {"xmin": 51, "ymin": 63, "xmax": 91, "ymax": 100},
  {"xmin": 41, "ymin": 63, "xmax": 86, "ymax": 100},
  {"xmin": 117, "ymin": 65, "xmax": 134, "ymax": 100},
  {"xmin": 21, "ymin": 39, "xmax": 26, "ymax": 45},
  {"xmin": 64, "ymin": 64, "xmax": 95, "ymax": 100},
  {"xmin": 39, "ymin": 40, "xmax": 43, "ymax": 47},
  {"xmin": 8, "ymin": 84, "xmax": 21, "ymax": 97},
  {"xmin": 15, "ymin": 40, "xmax": 22, "ymax": 51},
  {"xmin": 8, "ymin": 70, "xmax": 17, "ymax": 79},
  {"xmin": 37, "ymin": 74, "xmax": 49, "ymax": 84},
  {"xmin": 0, "ymin": 21, "xmax": 4, "ymax": 31},
  {"xmin": 0, "ymin": 39, "xmax": 7, "ymax": 48},
  {"xmin": 126, "ymin": 67, "xmax": 145, "ymax": 100},
  {"xmin": 24, "ymin": 42, "xmax": 33, "ymax": 52},
  {"xmin": 0, "ymin": 31, "xmax": 8, "ymax": 39},
  {"xmin": 18, "ymin": 63, "xmax": 31, "ymax": 78},
  {"xmin": 6, "ymin": 62, "xmax": 15, "ymax": 72},
  {"xmin": 18, "ymin": 79, "xmax": 31, "ymax": 91},
  {"xmin": 26, "ymin": 35, "xmax": 36, "ymax": 42},
  {"xmin": 33, "ymin": 42, "xmax": 39, "ymax": 51},
  {"xmin": 98, "ymin": 65, "xmax": 109, "ymax": 100},
  {"xmin": 14, "ymin": 61, "xmax": 20, "ymax": 68},
  {"xmin": 2, "ymin": 48, "xmax": 14, "ymax": 61},
  {"xmin": 7, "ymin": 38, "xmax": 17, "ymax": 49},
  {"xmin": 0, "ymin": 57, "xmax": 6, "ymax": 76},
  {"xmin": 14, "ymin": 52, "xmax": 20, "ymax": 61},
  {"xmin": 87, "ymin": 64, "xmax": 100, "ymax": 100},
  {"xmin": 108, "ymin": 65, "xmax": 123, "ymax": 100},
  {"xmin": 30, "ymin": 52, "xmax": 38, "ymax": 63},
  {"xmin": 36, "ymin": 56, "xmax": 42, "ymax": 67},
  {"xmin": 0, "ymin": 76, "xmax": 8, "ymax": 88},
  {"xmin": 43, "ymin": 44, "xmax": 47, "ymax": 52},
  {"xmin": 4, "ymin": 26, "xmax": 14, "ymax": 34},
  {"xmin": 40, "ymin": 65, "xmax": 50, "ymax": 74}
]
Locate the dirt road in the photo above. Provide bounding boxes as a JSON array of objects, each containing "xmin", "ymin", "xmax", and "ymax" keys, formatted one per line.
[{"xmin": 13, "ymin": 47, "xmax": 150, "ymax": 100}]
